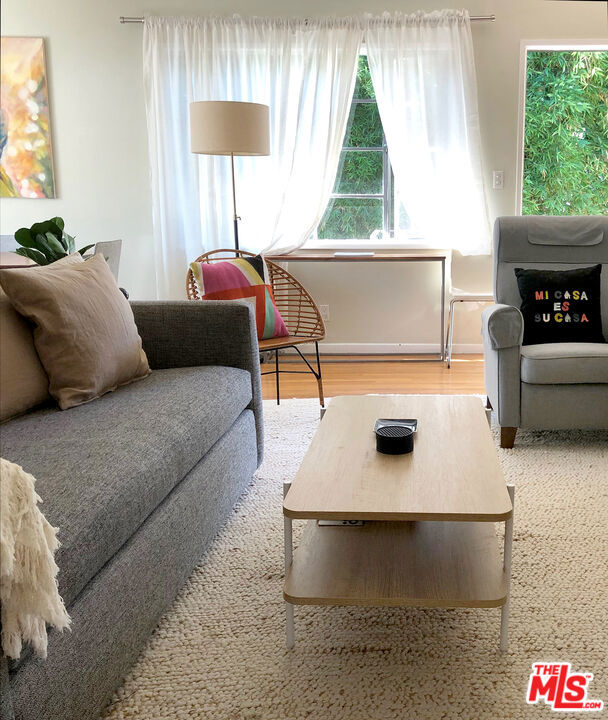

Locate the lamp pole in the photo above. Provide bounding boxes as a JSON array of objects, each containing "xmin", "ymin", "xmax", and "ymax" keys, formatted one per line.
[{"xmin": 231, "ymin": 153, "xmax": 240, "ymax": 251}]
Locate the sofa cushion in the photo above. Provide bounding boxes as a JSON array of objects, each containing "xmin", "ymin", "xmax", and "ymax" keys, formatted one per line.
[
  {"xmin": 521, "ymin": 342, "xmax": 608, "ymax": 384},
  {"xmin": 0, "ymin": 254, "xmax": 150, "ymax": 410},
  {"xmin": 0, "ymin": 366, "xmax": 252, "ymax": 608},
  {"xmin": 0, "ymin": 287, "xmax": 50, "ymax": 421}
]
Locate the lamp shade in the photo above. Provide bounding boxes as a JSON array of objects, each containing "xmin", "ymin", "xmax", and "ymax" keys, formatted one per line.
[{"xmin": 189, "ymin": 101, "xmax": 270, "ymax": 157}]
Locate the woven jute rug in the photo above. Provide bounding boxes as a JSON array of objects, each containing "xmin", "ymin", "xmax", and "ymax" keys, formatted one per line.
[{"xmin": 103, "ymin": 397, "xmax": 608, "ymax": 720}]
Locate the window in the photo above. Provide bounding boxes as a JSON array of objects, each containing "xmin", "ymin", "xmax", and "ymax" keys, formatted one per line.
[
  {"xmin": 519, "ymin": 45, "xmax": 608, "ymax": 216},
  {"xmin": 316, "ymin": 56, "xmax": 413, "ymax": 244}
]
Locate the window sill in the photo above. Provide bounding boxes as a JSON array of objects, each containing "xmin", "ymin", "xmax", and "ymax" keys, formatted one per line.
[{"xmin": 304, "ymin": 238, "xmax": 449, "ymax": 253}]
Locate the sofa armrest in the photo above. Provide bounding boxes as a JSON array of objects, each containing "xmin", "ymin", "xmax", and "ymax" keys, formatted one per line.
[
  {"xmin": 481, "ymin": 304, "xmax": 524, "ymax": 350},
  {"xmin": 481, "ymin": 304, "xmax": 523, "ymax": 428},
  {"xmin": 131, "ymin": 300, "xmax": 263, "ymax": 464}
]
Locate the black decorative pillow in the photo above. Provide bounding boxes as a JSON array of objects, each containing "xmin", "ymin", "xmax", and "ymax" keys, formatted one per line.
[{"xmin": 514, "ymin": 265, "xmax": 605, "ymax": 346}]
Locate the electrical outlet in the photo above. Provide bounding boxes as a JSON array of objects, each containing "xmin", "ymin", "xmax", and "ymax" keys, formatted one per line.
[
  {"xmin": 492, "ymin": 170, "xmax": 504, "ymax": 190},
  {"xmin": 319, "ymin": 304, "xmax": 330, "ymax": 322}
]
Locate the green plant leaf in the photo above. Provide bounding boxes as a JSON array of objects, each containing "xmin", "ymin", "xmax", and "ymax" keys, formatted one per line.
[
  {"xmin": 14, "ymin": 247, "xmax": 50, "ymax": 265},
  {"xmin": 56, "ymin": 232, "xmax": 69, "ymax": 251},
  {"xmin": 13, "ymin": 217, "xmax": 85, "ymax": 264},
  {"xmin": 14, "ymin": 228, "xmax": 35, "ymax": 248},
  {"xmin": 64, "ymin": 233, "xmax": 76, "ymax": 253},
  {"xmin": 44, "ymin": 232, "xmax": 68, "ymax": 258},
  {"xmin": 33, "ymin": 233, "xmax": 60, "ymax": 262},
  {"xmin": 31, "ymin": 220, "xmax": 62, "ymax": 239},
  {"xmin": 77, "ymin": 244, "xmax": 95, "ymax": 256}
]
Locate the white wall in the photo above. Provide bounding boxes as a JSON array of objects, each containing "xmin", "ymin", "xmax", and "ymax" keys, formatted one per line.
[{"xmin": 2, "ymin": 0, "xmax": 605, "ymax": 348}]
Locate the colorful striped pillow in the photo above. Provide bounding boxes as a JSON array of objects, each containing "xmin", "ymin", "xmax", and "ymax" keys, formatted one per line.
[{"xmin": 189, "ymin": 255, "xmax": 288, "ymax": 341}]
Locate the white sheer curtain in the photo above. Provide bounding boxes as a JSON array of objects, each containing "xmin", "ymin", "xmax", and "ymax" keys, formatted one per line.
[
  {"xmin": 365, "ymin": 10, "xmax": 490, "ymax": 255},
  {"xmin": 143, "ymin": 16, "xmax": 362, "ymax": 299}
]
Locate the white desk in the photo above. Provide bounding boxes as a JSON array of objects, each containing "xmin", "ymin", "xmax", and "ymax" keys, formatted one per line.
[{"xmin": 267, "ymin": 251, "xmax": 447, "ymax": 362}]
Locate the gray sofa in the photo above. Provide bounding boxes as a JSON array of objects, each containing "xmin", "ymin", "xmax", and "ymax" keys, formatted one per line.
[
  {"xmin": 482, "ymin": 216, "xmax": 608, "ymax": 447},
  {"xmin": 0, "ymin": 300, "xmax": 263, "ymax": 720}
]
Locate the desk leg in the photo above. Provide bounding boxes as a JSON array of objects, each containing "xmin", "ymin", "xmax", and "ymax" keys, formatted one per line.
[
  {"xmin": 500, "ymin": 484, "xmax": 515, "ymax": 653},
  {"xmin": 283, "ymin": 482, "xmax": 295, "ymax": 649},
  {"xmin": 440, "ymin": 258, "xmax": 446, "ymax": 361},
  {"xmin": 447, "ymin": 298, "xmax": 457, "ymax": 368}
]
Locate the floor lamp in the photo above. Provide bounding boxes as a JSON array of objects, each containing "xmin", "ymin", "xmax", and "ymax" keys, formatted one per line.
[{"xmin": 189, "ymin": 101, "xmax": 270, "ymax": 251}]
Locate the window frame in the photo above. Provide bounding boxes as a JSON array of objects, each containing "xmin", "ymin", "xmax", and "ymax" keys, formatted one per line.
[
  {"xmin": 321, "ymin": 93, "xmax": 393, "ymax": 238},
  {"xmin": 515, "ymin": 39, "xmax": 608, "ymax": 216},
  {"xmin": 309, "ymin": 51, "xmax": 432, "ymax": 250}
]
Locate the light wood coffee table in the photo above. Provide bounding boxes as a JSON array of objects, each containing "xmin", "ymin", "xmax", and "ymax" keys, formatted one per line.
[{"xmin": 282, "ymin": 395, "xmax": 514, "ymax": 652}]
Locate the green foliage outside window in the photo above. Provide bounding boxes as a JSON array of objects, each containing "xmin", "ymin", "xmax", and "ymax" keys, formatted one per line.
[
  {"xmin": 318, "ymin": 56, "xmax": 388, "ymax": 240},
  {"xmin": 523, "ymin": 51, "xmax": 608, "ymax": 216},
  {"xmin": 334, "ymin": 152, "xmax": 382, "ymax": 195},
  {"xmin": 353, "ymin": 55, "xmax": 376, "ymax": 100},
  {"xmin": 320, "ymin": 198, "xmax": 383, "ymax": 240},
  {"xmin": 344, "ymin": 103, "xmax": 383, "ymax": 147},
  {"xmin": 320, "ymin": 50, "xmax": 608, "ymax": 240}
]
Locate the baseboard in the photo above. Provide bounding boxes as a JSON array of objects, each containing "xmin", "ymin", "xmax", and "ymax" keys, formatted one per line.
[{"xmin": 284, "ymin": 343, "xmax": 483, "ymax": 355}]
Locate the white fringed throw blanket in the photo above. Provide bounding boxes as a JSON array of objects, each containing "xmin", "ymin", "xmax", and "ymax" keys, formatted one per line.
[{"xmin": 0, "ymin": 458, "xmax": 70, "ymax": 660}]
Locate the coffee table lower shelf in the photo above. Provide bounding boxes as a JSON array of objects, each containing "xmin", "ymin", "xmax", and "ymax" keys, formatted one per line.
[
  {"xmin": 285, "ymin": 520, "xmax": 507, "ymax": 608},
  {"xmin": 283, "ymin": 512, "xmax": 514, "ymax": 652}
]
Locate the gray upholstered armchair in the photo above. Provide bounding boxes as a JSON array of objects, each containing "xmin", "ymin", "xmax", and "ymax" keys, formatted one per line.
[{"xmin": 482, "ymin": 216, "xmax": 608, "ymax": 448}]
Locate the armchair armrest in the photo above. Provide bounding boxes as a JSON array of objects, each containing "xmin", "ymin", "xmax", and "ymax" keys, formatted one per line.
[
  {"xmin": 131, "ymin": 300, "xmax": 263, "ymax": 464},
  {"xmin": 481, "ymin": 304, "xmax": 523, "ymax": 429},
  {"xmin": 481, "ymin": 304, "xmax": 524, "ymax": 350}
]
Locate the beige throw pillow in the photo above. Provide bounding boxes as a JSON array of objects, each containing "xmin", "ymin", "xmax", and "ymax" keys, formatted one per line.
[
  {"xmin": 0, "ymin": 287, "xmax": 50, "ymax": 421},
  {"xmin": 0, "ymin": 254, "xmax": 150, "ymax": 410},
  {"xmin": 0, "ymin": 254, "xmax": 80, "ymax": 421}
]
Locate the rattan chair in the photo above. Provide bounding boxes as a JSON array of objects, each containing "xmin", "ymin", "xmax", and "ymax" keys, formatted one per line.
[{"xmin": 187, "ymin": 249, "xmax": 326, "ymax": 406}]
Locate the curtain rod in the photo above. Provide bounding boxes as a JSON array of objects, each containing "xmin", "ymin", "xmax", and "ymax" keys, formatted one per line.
[{"xmin": 119, "ymin": 14, "xmax": 496, "ymax": 24}]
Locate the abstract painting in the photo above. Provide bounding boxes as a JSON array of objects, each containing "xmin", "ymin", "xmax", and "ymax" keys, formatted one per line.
[{"xmin": 1, "ymin": 37, "xmax": 55, "ymax": 198}]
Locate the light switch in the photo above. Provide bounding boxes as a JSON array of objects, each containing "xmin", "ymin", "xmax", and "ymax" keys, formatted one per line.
[{"xmin": 492, "ymin": 170, "xmax": 504, "ymax": 190}]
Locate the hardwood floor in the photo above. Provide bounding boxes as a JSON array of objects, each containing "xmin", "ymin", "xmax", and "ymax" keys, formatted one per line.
[{"xmin": 261, "ymin": 354, "xmax": 485, "ymax": 401}]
